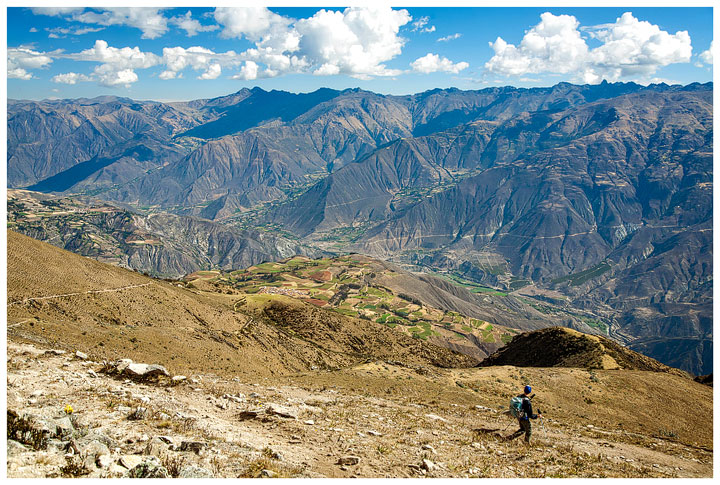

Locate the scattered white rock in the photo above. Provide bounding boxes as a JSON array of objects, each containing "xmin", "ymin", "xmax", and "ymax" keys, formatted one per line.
[
  {"xmin": 304, "ymin": 419, "xmax": 315, "ymax": 425},
  {"xmin": 260, "ymin": 469, "xmax": 278, "ymax": 478},
  {"xmin": 425, "ymin": 414, "xmax": 447, "ymax": 422},
  {"xmin": 422, "ymin": 458, "xmax": 436, "ymax": 471},
  {"xmin": 223, "ymin": 393, "xmax": 244, "ymax": 403},
  {"xmin": 124, "ymin": 363, "xmax": 170, "ymax": 380},
  {"xmin": 119, "ymin": 455, "xmax": 144, "ymax": 469},
  {"xmin": 266, "ymin": 403, "xmax": 298, "ymax": 419},
  {"xmin": 96, "ymin": 454, "xmax": 113, "ymax": 469},
  {"xmin": 422, "ymin": 444, "xmax": 437, "ymax": 454},
  {"xmin": 75, "ymin": 351, "xmax": 88, "ymax": 360},
  {"xmin": 179, "ymin": 465, "xmax": 214, "ymax": 478}
]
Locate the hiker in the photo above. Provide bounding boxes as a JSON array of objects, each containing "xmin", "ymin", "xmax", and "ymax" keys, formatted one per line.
[{"xmin": 507, "ymin": 385, "xmax": 542, "ymax": 443}]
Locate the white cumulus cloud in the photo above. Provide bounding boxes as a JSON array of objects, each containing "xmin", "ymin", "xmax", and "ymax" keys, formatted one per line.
[
  {"xmin": 8, "ymin": 47, "xmax": 54, "ymax": 80},
  {"xmin": 95, "ymin": 65, "xmax": 138, "ymax": 87},
  {"xmin": 485, "ymin": 11, "xmax": 692, "ymax": 84},
  {"xmin": 699, "ymin": 40, "xmax": 714, "ymax": 65},
  {"xmin": 214, "ymin": 7, "xmax": 290, "ymax": 41},
  {"xmin": 52, "ymin": 72, "xmax": 93, "ymax": 84},
  {"xmin": 232, "ymin": 61, "xmax": 260, "ymax": 80},
  {"xmin": 71, "ymin": 7, "xmax": 169, "ymax": 39},
  {"xmin": 211, "ymin": 6, "xmax": 411, "ymax": 79},
  {"xmin": 159, "ymin": 46, "xmax": 240, "ymax": 80},
  {"xmin": 8, "ymin": 68, "xmax": 33, "ymax": 80},
  {"xmin": 70, "ymin": 40, "xmax": 161, "ymax": 87},
  {"xmin": 411, "ymin": 53, "xmax": 469, "ymax": 74},
  {"xmin": 171, "ymin": 11, "xmax": 219, "ymax": 37},
  {"xmin": 198, "ymin": 63, "xmax": 222, "ymax": 80},
  {"xmin": 294, "ymin": 6, "xmax": 411, "ymax": 78}
]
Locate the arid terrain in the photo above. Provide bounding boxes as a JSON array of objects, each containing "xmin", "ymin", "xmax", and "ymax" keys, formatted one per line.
[{"xmin": 6, "ymin": 230, "xmax": 713, "ymax": 478}]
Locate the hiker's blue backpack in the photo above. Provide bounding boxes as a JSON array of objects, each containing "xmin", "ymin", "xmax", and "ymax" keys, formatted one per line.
[{"xmin": 509, "ymin": 396, "xmax": 525, "ymax": 418}]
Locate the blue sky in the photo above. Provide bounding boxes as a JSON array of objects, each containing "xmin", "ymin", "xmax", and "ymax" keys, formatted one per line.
[{"xmin": 7, "ymin": 6, "xmax": 714, "ymax": 101}]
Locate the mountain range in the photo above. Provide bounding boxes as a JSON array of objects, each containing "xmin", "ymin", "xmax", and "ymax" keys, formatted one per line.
[{"xmin": 7, "ymin": 81, "xmax": 713, "ymax": 375}]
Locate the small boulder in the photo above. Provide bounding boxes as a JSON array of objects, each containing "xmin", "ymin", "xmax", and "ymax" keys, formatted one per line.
[
  {"xmin": 115, "ymin": 359, "xmax": 134, "ymax": 374},
  {"xmin": 123, "ymin": 363, "xmax": 169, "ymax": 380},
  {"xmin": 104, "ymin": 464, "xmax": 128, "ymax": 478},
  {"xmin": 424, "ymin": 414, "xmax": 447, "ymax": 422},
  {"xmin": 238, "ymin": 409, "xmax": 264, "ymax": 420},
  {"xmin": 6, "ymin": 439, "xmax": 27, "ymax": 457},
  {"xmin": 96, "ymin": 454, "xmax": 113, "ymax": 469},
  {"xmin": 261, "ymin": 469, "xmax": 278, "ymax": 478},
  {"xmin": 179, "ymin": 465, "xmax": 215, "ymax": 478},
  {"xmin": 266, "ymin": 403, "xmax": 298, "ymax": 419},
  {"xmin": 179, "ymin": 441, "xmax": 207, "ymax": 454},
  {"xmin": 144, "ymin": 437, "xmax": 170, "ymax": 458},
  {"xmin": 223, "ymin": 393, "xmax": 244, "ymax": 403},
  {"xmin": 53, "ymin": 416, "xmax": 75, "ymax": 439},
  {"xmin": 82, "ymin": 440, "xmax": 110, "ymax": 470},
  {"xmin": 337, "ymin": 456, "xmax": 360, "ymax": 466},
  {"xmin": 118, "ymin": 455, "xmax": 144, "ymax": 470},
  {"xmin": 127, "ymin": 407, "xmax": 147, "ymax": 421},
  {"xmin": 75, "ymin": 351, "xmax": 89, "ymax": 360},
  {"xmin": 77, "ymin": 431, "xmax": 118, "ymax": 450},
  {"xmin": 422, "ymin": 459, "xmax": 436, "ymax": 472},
  {"xmin": 127, "ymin": 458, "xmax": 170, "ymax": 478}
]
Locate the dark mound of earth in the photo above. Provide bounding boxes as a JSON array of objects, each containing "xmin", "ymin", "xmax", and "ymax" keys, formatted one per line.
[
  {"xmin": 694, "ymin": 373, "xmax": 713, "ymax": 387},
  {"xmin": 479, "ymin": 327, "xmax": 689, "ymax": 377}
]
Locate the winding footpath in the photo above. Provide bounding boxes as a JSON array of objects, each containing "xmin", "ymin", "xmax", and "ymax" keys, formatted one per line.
[{"xmin": 8, "ymin": 283, "xmax": 154, "ymax": 307}]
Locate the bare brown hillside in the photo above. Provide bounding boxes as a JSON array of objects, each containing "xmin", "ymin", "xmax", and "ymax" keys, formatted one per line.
[
  {"xmin": 479, "ymin": 327, "xmax": 690, "ymax": 378},
  {"xmin": 7, "ymin": 230, "xmax": 472, "ymax": 379},
  {"xmin": 6, "ymin": 231, "xmax": 712, "ymax": 478}
]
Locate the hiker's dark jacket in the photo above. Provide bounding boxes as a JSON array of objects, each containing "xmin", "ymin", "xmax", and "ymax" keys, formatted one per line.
[{"xmin": 519, "ymin": 395, "xmax": 538, "ymax": 421}]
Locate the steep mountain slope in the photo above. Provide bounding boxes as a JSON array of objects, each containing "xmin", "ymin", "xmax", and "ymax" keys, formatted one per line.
[
  {"xmin": 8, "ymin": 190, "xmax": 323, "ymax": 278},
  {"xmin": 8, "ymin": 97, "xmax": 208, "ymax": 188},
  {"xmin": 7, "ymin": 82, "xmax": 712, "ymax": 375},
  {"xmin": 11, "ymin": 82, "xmax": 658, "ymax": 212},
  {"xmin": 7, "ymin": 230, "xmax": 474, "ymax": 378},
  {"xmin": 325, "ymin": 88, "xmax": 711, "ymax": 375}
]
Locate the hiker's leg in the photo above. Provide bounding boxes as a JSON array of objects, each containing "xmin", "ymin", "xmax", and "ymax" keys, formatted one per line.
[
  {"xmin": 523, "ymin": 420, "xmax": 532, "ymax": 443},
  {"xmin": 507, "ymin": 420, "xmax": 524, "ymax": 440}
]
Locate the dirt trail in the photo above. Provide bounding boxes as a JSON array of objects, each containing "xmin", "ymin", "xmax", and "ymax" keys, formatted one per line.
[{"xmin": 8, "ymin": 283, "xmax": 154, "ymax": 306}]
